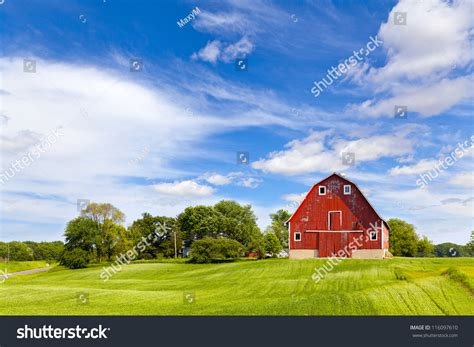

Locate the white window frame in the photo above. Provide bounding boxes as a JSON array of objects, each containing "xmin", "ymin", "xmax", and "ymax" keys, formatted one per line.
[
  {"xmin": 369, "ymin": 230, "xmax": 378, "ymax": 241},
  {"xmin": 294, "ymin": 232, "xmax": 301, "ymax": 241},
  {"xmin": 318, "ymin": 186, "xmax": 326, "ymax": 195},
  {"xmin": 343, "ymin": 185, "xmax": 351, "ymax": 195}
]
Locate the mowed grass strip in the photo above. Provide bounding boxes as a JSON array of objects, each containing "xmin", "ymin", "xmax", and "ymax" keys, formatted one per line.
[{"xmin": 0, "ymin": 258, "xmax": 473, "ymax": 315}]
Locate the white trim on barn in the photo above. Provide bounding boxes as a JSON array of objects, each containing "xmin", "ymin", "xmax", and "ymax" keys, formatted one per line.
[
  {"xmin": 343, "ymin": 185, "xmax": 351, "ymax": 195},
  {"xmin": 305, "ymin": 230, "xmax": 363, "ymax": 233}
]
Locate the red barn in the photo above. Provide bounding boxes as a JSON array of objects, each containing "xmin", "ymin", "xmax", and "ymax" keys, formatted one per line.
[{"xmin": 287, "ymin": 173, "xmax": 390, "ymax": 259}]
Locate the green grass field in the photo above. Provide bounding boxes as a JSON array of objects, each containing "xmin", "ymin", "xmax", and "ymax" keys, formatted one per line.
[{"xmin": 0, "ymin": 258, "xmax": 473, "ymax": 315}]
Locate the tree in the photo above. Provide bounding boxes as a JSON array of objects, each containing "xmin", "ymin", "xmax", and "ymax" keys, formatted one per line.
[
  {"xmin": 247, "ymin": 233, "xmax": 265, "ymax": 259},
  {"xmin": 80, "ymin": 202, "xmax": 125, "ymax": 262},
  {"xmin": 178, "ymin": 206, "xmax": 222, "ymax": 241},
  {"xmin": 178, "ymin": 202, "xmax": 261, "ymax": 247},
  {"xmin": 417, "ymin": 236, "xmax": 434, "ymax": 257},
  {"xmin": 63, "ymin": 217, "xmax": 99, "ymax": 257},
  {"xmin": 265, "ymin": 209, "xmax": 291, "ymax": 248},
  {"xmin": 387, "ymin": 219, "xmax": 419, "ymax": 257},
  {"xmin": 264, "ymin": 233, "xmax": 282, "ymax": 257},
  {"xmin": 214, "ymin": 200, "xmax": 261, "ymax": 246},
  {"xmin": 434, "ymin": 243, "xmax": 465, "ymax": 257},
  {"xmin": 128, "ymin": 213, "xmax": 180, "ymax": 259},
  {"xmin": 468, "ymin": 231, "xmax": 474, "ymax": 254}
]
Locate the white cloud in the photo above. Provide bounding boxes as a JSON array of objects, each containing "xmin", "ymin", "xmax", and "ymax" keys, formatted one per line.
[
  {"xmin": 349, "ymin": 76, "xmax": 473, "ymax": 118},
  {"xmin": 222, "ymin": 36, "xmax": 254, "ymax": 62},
  {"xmin": 377, "ymin": 186, "xmax": 472, "ymax": 243},
  {"xmin": 153, "ymin": 180, "xmax": 216, "ymax": 198},
  {"xmin": 252, "ymin": 131, "xmax": 414, "ymax": 176},
  {"xmin": 191, "ymin": 37, "xmax": 254, "ymax": 64},
  {"xmin": 202, "ymin": 173, "xmax": 234, "ymax": 186},
  {"xmin": 191, "ymin": 40, "xmax": 222, "ymax": 63},
  {"xmin": 389, "ymin": 159, "xmax": 439, "ymax": 176},
  {"xmin": 449, "ymin": 172, "xmax": 473, "ymax": 188},
  {"xmin": 237, "ymin": 177, "xmax": 261, "ymax": 189},
  {"xmin": 0, "ymin": 56, "xmax": 300, "ymax": 240},
  {"xmin": 347, "ymin": 0, "xmax": 474, "ymax": 118}
]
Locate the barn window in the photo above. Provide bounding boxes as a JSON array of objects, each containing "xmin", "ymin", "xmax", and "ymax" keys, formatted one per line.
[
  {"xmin": 369, "ymin": 231, "xmax": 377, "ymax": 241},
  {"xmin": 294, "ymin": 232, "xmax": 301, "ymax": 241},
  {"xmin": 343, "ymin": 185, "xmax": 351, "ymax": 195},
  {"xmin": 318, "ymin": 186, "xmax": 326, "ymax": 195}
]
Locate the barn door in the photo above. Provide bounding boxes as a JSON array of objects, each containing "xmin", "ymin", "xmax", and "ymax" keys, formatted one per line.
[{"xmin": 329, "ymin": 211, "xmax": 342, "ymax": 231}]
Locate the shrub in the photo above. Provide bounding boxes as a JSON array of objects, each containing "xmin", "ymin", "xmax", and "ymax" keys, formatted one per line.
[
  {"xmin": 189, "ymin": 237, "xmax": 243, "ymax": 263},
  {"xmin": 60, "ymin": 248, "xmax": 90, "ymax": 269}
]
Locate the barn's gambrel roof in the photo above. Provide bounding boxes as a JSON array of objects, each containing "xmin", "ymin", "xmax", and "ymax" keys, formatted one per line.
[{"xmin": 286, "ymin": 172, "xmax": 390, "ymax": 229}]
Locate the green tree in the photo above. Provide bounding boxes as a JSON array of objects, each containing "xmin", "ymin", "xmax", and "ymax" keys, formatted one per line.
[
  {"xmin": 214, "ymin": 200, "xmax": 261, "ymax": 246},
  {"xmin": 467, "ymin": 231, "xmax": 474, "ymax": 254},
  {"xmin": 265, "ymin": 209, "xmax": 291, "ymax": 248},
  {"xmin": 63, "ymin": 217, "xmax": 99, "ymax": 257},
  {"xmin": 264, "ymin": 233, "xmax": 282, "ymax": 257},
  {"xmin": 80, "ymin": 202, "xmax": 125, "ymax": 262},
  {"xmin": 247, "ymin": 233, "xmax": 265, "ymax": 259},
  {"xmin": 417, "ymin": 236, "xmax": 435, "ymax": 257},
  {"xmin": 178, "ymin": 206, "xmax": 222, "ymax": 241},
  {"xmin": 434, "ymin": 243, "xmax": 465, "ymax": 257},
  {"xmin": 128, "ymin": 213, "xmax": 180, "ymax": 259},
  {"xmin": 387, "ymin": 219, "xmax": 419, "ymax": 257}
]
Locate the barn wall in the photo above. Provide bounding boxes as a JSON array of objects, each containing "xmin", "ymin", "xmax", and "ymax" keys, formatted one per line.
[{"xmin": 289, "ymin": 175, "xmax": 384, "ymax": 257}]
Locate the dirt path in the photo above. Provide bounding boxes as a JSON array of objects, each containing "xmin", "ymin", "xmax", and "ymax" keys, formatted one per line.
[{"xmin": 1, "ymin": 267, "xmax": 52, "ymax": 278}]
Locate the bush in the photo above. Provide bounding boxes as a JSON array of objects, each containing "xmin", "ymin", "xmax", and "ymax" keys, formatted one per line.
[
  {"xmin": 189, "ymin": 237, "xmax": 243, "ymax": 263},
  {"xmin": 60, "ymin": 248, "xmax": 90, "ymax": 269}
]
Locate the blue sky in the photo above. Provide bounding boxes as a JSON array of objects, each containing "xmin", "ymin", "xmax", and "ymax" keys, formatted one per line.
[{"xmin": 0, "ymin": 0, "xmax": 472, "ymax": 244}]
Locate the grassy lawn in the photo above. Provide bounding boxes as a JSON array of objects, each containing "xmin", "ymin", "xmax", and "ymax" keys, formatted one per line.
[
  {"xmin": 0, "ymin": 257, "xmax": 473, "ymax": 315},
  {"xmin": 0, "ymin": 260, "xmax": 55, "ymax": 274}
]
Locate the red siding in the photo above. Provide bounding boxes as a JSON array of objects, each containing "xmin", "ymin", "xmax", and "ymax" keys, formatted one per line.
[{"xmin": 289, "ymin": 174, "xmax": 387, "ymax": 257}]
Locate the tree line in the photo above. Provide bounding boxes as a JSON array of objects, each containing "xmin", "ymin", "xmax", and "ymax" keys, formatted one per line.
[
  {"xmin": 60, "ymin": 201, "xmax": 287, "ymax": 268},
  {"xmin": 0, "ymin": 241, "xmax": 64, "ymax": 261},
  {"xmin": 2, "ymin": 203, "xmax": 472, "ymax": 267}
]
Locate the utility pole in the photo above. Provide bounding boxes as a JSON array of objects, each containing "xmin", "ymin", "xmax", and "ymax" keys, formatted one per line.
[{"xmin": 174, "ymin": 231, "xmax": 177, "ymax": 258}]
